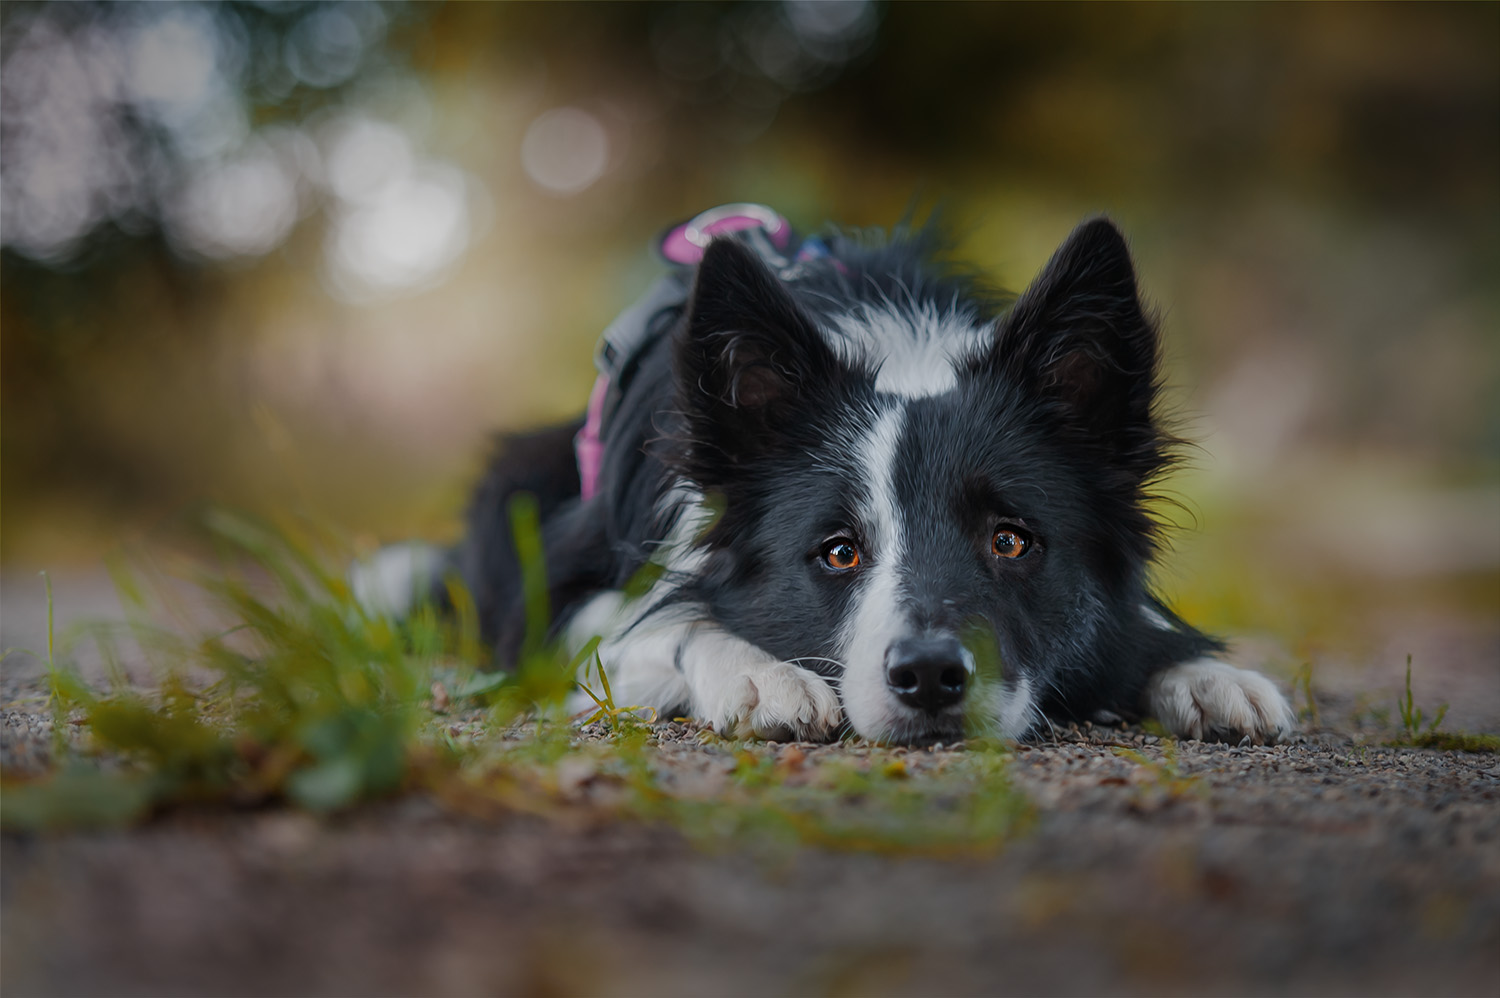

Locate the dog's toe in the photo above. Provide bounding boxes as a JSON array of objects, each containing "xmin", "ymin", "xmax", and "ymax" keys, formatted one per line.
[
  {"xmin": 1147, "ymin": 658, "xmax": 1296, "ymax": 744},
  {"xmin": 715, "ymin": 663, "xmax": 842, "ymax": 741}
]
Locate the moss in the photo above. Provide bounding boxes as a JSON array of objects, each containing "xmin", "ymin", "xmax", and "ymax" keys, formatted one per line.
[{"xmin": 1403, "ymin": 731, "xmax": 1500, "ymax": 754}]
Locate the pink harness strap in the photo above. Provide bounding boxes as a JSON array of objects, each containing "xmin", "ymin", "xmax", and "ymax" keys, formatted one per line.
[{"xmin": 575, "ymin": 373, "xmax": 610, "ymax": 501}]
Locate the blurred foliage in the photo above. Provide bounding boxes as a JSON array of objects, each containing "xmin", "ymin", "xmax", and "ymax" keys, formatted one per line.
[
  {"xmin": 2, "ymin": 2, "xmax": 1497, "ymax": 656},
  {"xmin": 2, "ymin": 502, "xmax": 577, "ymax": 824},
  {"xmin": 3, "ymin": 512, "xmax": 471, "ymax": 825},
  {"xmin": 2, "ymin": 510, "xmax": 1032, "ymax": 854}
]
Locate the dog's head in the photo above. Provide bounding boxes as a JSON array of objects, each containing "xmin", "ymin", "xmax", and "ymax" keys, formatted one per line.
[{"xmin": 670, "ymin": 219, "xmax": 1174, "ymax": 743}]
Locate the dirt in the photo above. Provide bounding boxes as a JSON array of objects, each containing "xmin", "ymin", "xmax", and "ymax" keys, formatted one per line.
[{"xmin": 3, "ymin": 572, "xmax": 1499, "ymax": 996}]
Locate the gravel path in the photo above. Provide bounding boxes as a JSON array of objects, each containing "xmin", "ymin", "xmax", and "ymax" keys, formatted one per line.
[
  {"xmin": 3, "ymin": 570, "xmax": 1498, "ymax": 996},
  {"xmin": 4, "ymin": 700, "xmax": 1498, "ymax": 996}
]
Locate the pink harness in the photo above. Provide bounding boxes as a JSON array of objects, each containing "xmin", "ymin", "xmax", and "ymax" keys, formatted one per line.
[{"xmin": 575, "ymin": 204, "xmax": 810, "ymax": 501}]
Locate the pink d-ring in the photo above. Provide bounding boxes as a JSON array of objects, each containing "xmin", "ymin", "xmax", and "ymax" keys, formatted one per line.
[{"xmin": 661, "ymin": 203, "xmax": 789, "ymax": 264}]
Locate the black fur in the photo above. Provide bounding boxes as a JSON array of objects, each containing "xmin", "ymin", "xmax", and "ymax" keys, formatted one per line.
[{"xmin": 451, "ymin": 217, "xmax": 1220, "ymax": 736}]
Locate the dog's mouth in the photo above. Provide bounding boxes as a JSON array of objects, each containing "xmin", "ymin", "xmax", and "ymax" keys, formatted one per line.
[{"xmin": 871, "ymin": 707, "xmax": 967, "ymax": 747}]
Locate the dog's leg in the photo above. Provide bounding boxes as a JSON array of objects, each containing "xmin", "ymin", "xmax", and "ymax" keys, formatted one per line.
[
  {"xmin": 568, "ymin": 593, "xmax": 694, "ymax": 722},
  {"xmin": 1146, "ymin": 658, "xmax": 1296, "ymax": 744},
  {"xmin": 567, "ymin": 593, "xmax": 843, "ymax": 741},
  {"xmin": 349, "ymin": 542, "xmax": 447, "ymax": 619}
]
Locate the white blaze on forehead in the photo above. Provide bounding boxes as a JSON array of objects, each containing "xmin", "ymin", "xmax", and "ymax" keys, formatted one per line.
[
  {"xmin": 837, "ymin": 403, "xmax": 915, "ymax": 737},
  {"xmin": 828, "ymin": 397, "xmax": 1040, "ymax": 743},
  {"xmin": 828, "ymin": 302, "xmax": 989, "ymax": 398}
]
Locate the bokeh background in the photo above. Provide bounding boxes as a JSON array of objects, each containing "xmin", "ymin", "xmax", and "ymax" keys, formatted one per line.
[{"xmin": 3, "ymin": 2, "xmax": 1497, "ymax": 726}]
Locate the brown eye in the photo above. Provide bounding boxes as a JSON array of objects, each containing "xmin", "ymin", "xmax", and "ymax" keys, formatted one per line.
[
  {"xmin": 821, "ymin": 540, "xmax": 862, "ymax": 571},
  {"xmin": 992, "ymin": 527, "xmax": 1031, "ymax": 559}
]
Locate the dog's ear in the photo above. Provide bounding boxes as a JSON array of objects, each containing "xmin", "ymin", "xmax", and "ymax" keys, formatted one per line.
[
  {"xmin": 675, "ymin": 237, "xmax": 841, "ymax": 476},
  {"xmin": 988, "ymin": 217, "xmax": 1166, "ymax": 479}
]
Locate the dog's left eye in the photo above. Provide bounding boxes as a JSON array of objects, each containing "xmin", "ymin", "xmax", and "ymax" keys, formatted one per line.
[
  {"xmin": 821, "ymin": 539, "xmax": 862, "ymax": 571},
  {"xmin": 992, "ymin": 527, "xmax": 1031, "ymax": 559}
]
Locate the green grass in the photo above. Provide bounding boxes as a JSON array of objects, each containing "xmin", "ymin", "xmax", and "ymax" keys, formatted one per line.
[
  {"xmin": 4, "ymin": 512, "xmax": 463, "ymax": 826},
  {"xmin": 1292, "ymin": 662, "xmax": 1319, "ymax": 726},
  {"xmin": 1378, "ymin": 655, "xmax": 1497, "ymax": 753},
  {"xmin": 1, "ymin": 504, "xmax": 1033, "ymax": 853},
  {"xmin": 1395, "ymin": 654, "xmax": 1447, "ymax": 743}
]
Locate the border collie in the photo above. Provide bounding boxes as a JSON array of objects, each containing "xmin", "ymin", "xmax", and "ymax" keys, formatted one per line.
[{"xmin": 355, "ymin": 208, "xmax": 1295, "ymax": 746}]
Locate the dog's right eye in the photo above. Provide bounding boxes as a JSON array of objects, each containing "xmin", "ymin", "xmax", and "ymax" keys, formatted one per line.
[{"xmin": 821, "ymin": 539, "xmax": 862, "ymax": 571}]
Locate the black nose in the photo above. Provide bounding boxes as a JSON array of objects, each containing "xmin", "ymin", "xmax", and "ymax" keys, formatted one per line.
[{"xmin": 885, "ymin": 636, "xmax": 969, "ymax": 713}]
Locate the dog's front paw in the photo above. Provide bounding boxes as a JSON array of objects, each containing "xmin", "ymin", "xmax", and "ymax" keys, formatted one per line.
[
  {"xmin": 1147, "ymin": 659, "xmax": 1296, "ymax": 744},
  {"xmin": 708, "ymin": 663, "xmax": 843, "ymax": 741}
]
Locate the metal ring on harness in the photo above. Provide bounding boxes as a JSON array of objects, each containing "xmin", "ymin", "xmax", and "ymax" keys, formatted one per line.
[
  {"xmin": 684, "ymin": 203, "xmax": 788, "ymax": 248},
  {"xmin": 661, "ymin": 203, "xmax": 791, "ymax": 265}
]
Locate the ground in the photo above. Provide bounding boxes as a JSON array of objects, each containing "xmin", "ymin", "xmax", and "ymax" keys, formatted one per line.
[{"xmin": 2, "ymin": 571, "xmax": 1499, "ymax": 996}]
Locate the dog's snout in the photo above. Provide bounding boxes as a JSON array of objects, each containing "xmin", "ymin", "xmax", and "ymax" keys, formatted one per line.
[{"xmin": 885, "ymin": 636, "xmax": 968, "ymax": 713}]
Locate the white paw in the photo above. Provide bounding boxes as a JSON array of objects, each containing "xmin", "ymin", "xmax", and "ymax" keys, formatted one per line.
[
  {"xmin": 1147, "ymin": 658, "xmax": 1296, "ymax": 744},
  {"xmin": 705, "ymin": 663, "xmax": 843, "ymax": 741}
]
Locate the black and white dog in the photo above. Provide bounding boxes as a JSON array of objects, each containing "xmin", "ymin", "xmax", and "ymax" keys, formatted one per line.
[{"xmin": 356, "ymin": 210, "xmax": 1294, "ymax": 746}]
